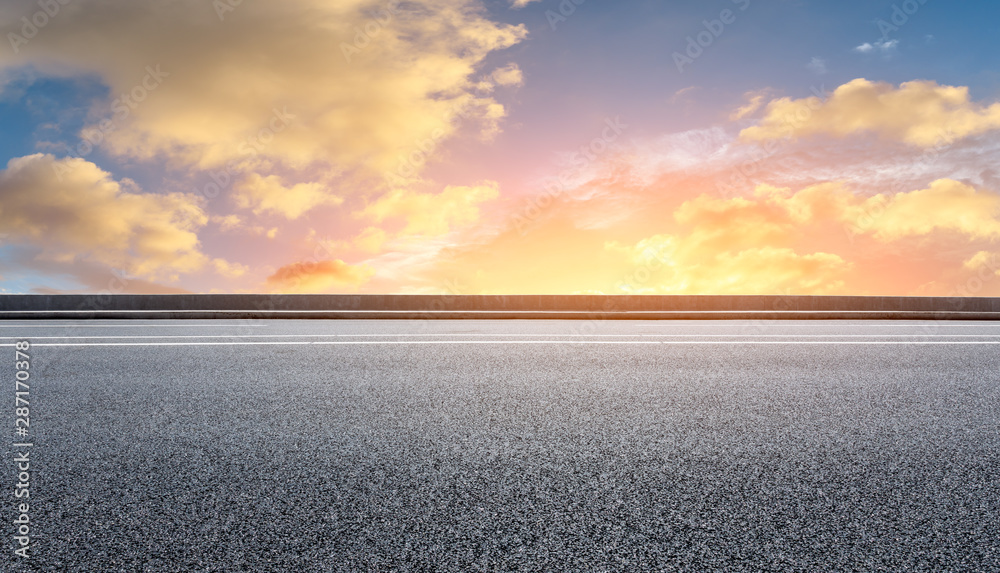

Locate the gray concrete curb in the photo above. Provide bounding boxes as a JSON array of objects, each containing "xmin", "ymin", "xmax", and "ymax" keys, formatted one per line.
[{"xmin": 2, "ymin": 295, "xmax": 1000, "ymax": 320}]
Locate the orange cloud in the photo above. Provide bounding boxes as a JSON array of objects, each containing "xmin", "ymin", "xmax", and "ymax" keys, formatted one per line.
[
  {"xmin": 623, "ymin": 179, "xmax": 1000, "ymax": 294},
  {"xmin": 740, "ymin": 79, "xmax": 1000, "ymax": 147},
  {"xmin": 409, "ymin": 172, "xmax": 1000, "ymax": 296},
  {"xmin": 265, "ymin": 260, "xmax": 374, "ymax": 293},
  {"xmin": 609, "ymin": 236, "xmax": 850, "ymax": 295},
  {"xmin": 603, "ymin": 186, "xmax": 854, "ymax": 295}
]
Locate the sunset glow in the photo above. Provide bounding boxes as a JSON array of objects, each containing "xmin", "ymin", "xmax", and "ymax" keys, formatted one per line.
[{"xmin": 2, "ymin": 0, "xmax": 999, "ymax": 296}]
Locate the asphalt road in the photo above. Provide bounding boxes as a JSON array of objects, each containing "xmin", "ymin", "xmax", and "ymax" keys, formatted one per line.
[{"xmin": 3, "ymin": 320, "xmax": 1000, "ymax": 572}]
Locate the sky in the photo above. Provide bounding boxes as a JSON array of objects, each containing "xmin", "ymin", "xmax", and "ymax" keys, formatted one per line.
[{"xmin": 1, "ymin": 0, "xmax": 1000, "ymax": 296}]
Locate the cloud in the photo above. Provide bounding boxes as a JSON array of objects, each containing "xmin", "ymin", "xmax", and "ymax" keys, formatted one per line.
[
  {"xmin": 595, "ymin": 184, "xmax": 856, "ymax": 294},
  {"xmin": 475, "ymin": 63, "xmax": 523, "ymax": 94},
  {"xmin": 212, "ymin": 258, "xmax": 250, "ymax": 279},
  {"xmin": 354, "ymin": 227, "xmax": 389, "ymax": 253},
  {"xmin": 963, "ymin": 251, "xmax": 1000, "ymax": 274},
  {"xmin": 729, "ymin": 90, "xmax": 768, "ymax": 121},
  {"xmin": 234, "ymin": 174, "xmax": 343, "ymax": 219},
  {"xmin": 671, "ymin": 179, "xmax": 1000, "ymax": 246},
  {"xmin": 806, "ymin": 57, "xmax": 827, "ymax": 75},
  {"xmin": 4, "ymin": 252, "xmax": 193, "ymax": 294},
  {"xmin": 669, "ymin": 86, "xmax": 701, "ymax": 105},
  {"xmin": 392, "ymin": 90, "xmax": 1000, "ymax": 296},
  {"xmin": 491, "ymin": 63, "xmax": 524, "ymax": 88},
  {"xmin": 509, "ymin": 0, "xmax": 541, "ymax": 8},
  {"xmin": 332, "ymin": 227, "xmax": 390, "ymax": 254},
  {"xmin": 0, "ymin": 0, "xmax": 527, "ymax": 199},
  {"xmin": 607, "ymin": 236, "xmax": 850, "ymax": 295},
  {"xmin": 0, "ymin": 154, "xmax": 210, "ymax": 280},
  {"xmin": 211, "ymin": 215, "xmax": 243, "ymax": 232},
  {"xmin": 740, "ymin": 78, "xmax": 1000, "ymax": 147},
  {"xmin": 688, "ymin": 179, "xmax": 1000, "ymax": 247},
  {"xmin": 211, "ymin": 214, "xmax": 279, "ymax": 238},
  {"xmin": 880, "ymin": 39, "xmax": 900, "ymax": 51},
  {"xmin": 265, "ymin": 260, "xmax": 374, "ymax": 293},
  {"xmin": 411, "ymin": 154, "xmax": 1000, "ymax": 295},
  {"xmin": 854, "ymin": 39, "xmax": 898, "ymax": 55},
  {"xmin": 857, "ymin": 179, "xmax": 1000, "ymax": 241},
  {"xmin": 362, "ymin": 181, "xmax": 500, "ymax": 236}
]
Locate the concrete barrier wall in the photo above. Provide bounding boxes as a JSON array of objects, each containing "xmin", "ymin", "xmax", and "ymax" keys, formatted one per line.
[{"xmin": 1, "ymin": 294, "xmax": 999, "ymax": 313}]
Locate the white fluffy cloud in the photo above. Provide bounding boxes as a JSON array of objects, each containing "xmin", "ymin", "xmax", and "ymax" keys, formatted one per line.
[{"xmin": 854, "ymin": 40, "xmax": 898, "ymax": 54}]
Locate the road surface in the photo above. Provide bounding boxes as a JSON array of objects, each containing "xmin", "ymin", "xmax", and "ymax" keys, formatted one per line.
[{"xmin": 3, "ymin": 320, "xmax": 999, "ymax": 571}]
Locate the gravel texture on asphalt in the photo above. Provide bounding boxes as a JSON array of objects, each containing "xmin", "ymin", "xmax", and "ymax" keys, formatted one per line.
[{"xmin": 2, "ymin": 320, "xmax": 999, "ymax": 572}]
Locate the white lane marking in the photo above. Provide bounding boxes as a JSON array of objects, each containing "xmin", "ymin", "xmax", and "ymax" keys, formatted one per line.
[
  {"xmin": 0, "ymin": 321, "xmax": 997, "ymax": 330},
  {"xmin": 6, "ymin": 341, "xmax": 1000, "ymax": 347},
  {"xmin": 0, "ymin": 324, "xmax": 264, "ymax": 328},
  {"xmin": 4, "ymin": 334, "xmax": 1000, "ymax": 340}
]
